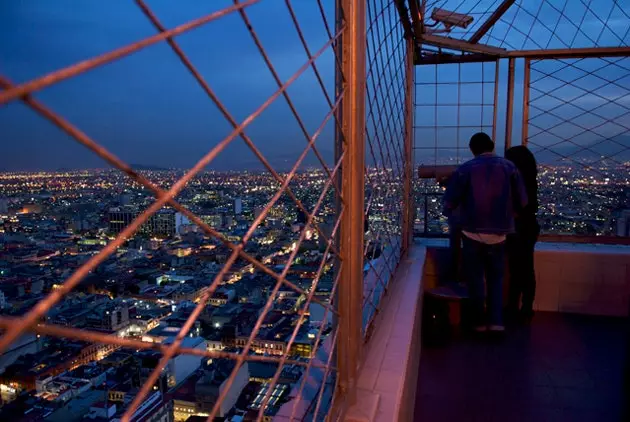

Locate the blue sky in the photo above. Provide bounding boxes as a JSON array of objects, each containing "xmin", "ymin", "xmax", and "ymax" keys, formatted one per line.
[
  {"xmin": 0, "ymin": 1, "xmax": 338, "ymax": 171},
  {"xmin": 1, "ymin": 0, "xmax": 628, "ymax": 171}
]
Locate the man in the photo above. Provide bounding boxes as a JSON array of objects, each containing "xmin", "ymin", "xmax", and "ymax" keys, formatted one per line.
[{"xmin": 443, "ymin": 132, "xmax": 527, "ymax": 333}]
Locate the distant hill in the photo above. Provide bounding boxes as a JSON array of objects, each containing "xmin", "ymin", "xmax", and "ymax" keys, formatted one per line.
[
  {"xmin": 129, "ymin": 164, "xmax": 171, "ymax": 171},
  {"xmin": 216, "ymin": 149, "xmax": 336, "ymax": 172}
]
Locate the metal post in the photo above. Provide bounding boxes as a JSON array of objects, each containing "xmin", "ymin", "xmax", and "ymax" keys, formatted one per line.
[
  {"xmin": 522, "ymin": 58, "xmax": 530, "ymax": 146},
  {"xmin": 468, "ymin": 0, "xmax": 516, "ymax": 44},
  {"xmin": 402, "ymin": 36, "xmax": 414, "ymax": 252},
  {"xmin": 331, "ymin": 1, "xmax": 345, "ymax": 413},
  {"xmin": 507, "ymin": 46, "xmax": 630, "ymax": 59},
  {"xmin": 504, "ymin": 57, "xmax": 515, "ymax": 150},
  {"xmin": 336, "ymin": 0, "xmax": 365, "ymax": 409},
  {"xmin": 492, "ymin": 60, "xmax": 499, "ymax": 142},
  {"xmin": 424, "ymin": 194, "xmax": 429, "ymax": 236}
]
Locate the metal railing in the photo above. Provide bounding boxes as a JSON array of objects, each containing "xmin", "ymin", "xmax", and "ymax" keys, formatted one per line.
[
  {"xmin": 414, "ymin": 191, "xmax": 448, "ymax": 237},
  {"xmin": 413, "ymin": 186, "xmax": 630, "ymax": 242}
]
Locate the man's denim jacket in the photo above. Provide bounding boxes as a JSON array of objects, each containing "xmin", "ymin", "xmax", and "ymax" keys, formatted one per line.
[{"xmin": 443, "ymin": 153, "xmax": 528, "ymax": 235}]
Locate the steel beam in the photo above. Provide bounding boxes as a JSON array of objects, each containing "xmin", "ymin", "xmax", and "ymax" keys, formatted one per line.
[
  {"xmin": 504, "ymin": 58, "xmax": 515, "ymax": 150},
  {"xmin": 469, "ymin": 0, "xmax": 515, "ymax": 44},
  {"xmin": 336, "ymin": 0, "xmax": 365, "ymax": 410},
  {"xmin": 415, "ymin": 52, "xmax": 497, "ymax": 65},
  {"xmin": 508, "ymin": 46, "xmax": 630, "ymax": 59},
  {"xmin": 395, "ymin": 0, "xmax": 414, "ymax": 40},
  {"xmin": 407, "ymin": 0, "xmax": 423, "ymax": 40},
  {"xmin": 522, "ymin": 58, "xmax": 530, "ymax": 146},
  {"xmin": 492, "ymin": 60, "xmax": 500, "ymax": 142},
  {"xmin": 421, "ymin": 33, "xmax": 508, "ymax": 56}
]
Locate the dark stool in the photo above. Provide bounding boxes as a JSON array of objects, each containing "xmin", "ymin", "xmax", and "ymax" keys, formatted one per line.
[
  {"xmin": 422, "ymin": 283, "xmax": 469, "ymax": 347},
  {"xmin": 427, "ymin": 282, "xmax": 468, "ymax": 326}
]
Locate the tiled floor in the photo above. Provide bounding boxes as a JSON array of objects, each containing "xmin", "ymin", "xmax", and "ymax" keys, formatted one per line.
[{"xmin": 414, "ymin": 312, "xmax": 629, "ymax": 422}]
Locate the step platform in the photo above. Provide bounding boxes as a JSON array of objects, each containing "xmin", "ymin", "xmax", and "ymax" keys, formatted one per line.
[
  {"xmin": 422, "ymin": 282, "xmax": 469, "ymax": 347},
  {"xmin": 426, "ymin": 282, "xmax": 468, "ymax": 326}
]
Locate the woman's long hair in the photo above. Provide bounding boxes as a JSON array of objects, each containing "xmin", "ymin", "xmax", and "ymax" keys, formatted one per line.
[{"xmin": 506, "ymin": 145, "xmax": 538, "ymax": 214}]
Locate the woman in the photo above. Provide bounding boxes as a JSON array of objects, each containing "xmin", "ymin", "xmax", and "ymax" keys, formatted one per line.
[
  {"xmin": 438, "ymin": 173, "xmax": 461, "ymax": 282},
  {"xmin": 505, "ymin": 145, "xmax": 540, "ymax": 323}
]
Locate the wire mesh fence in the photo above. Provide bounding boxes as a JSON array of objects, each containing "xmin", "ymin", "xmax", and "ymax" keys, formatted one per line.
[
  {"xmin": 0, "ymin": 1, "xmax": 362, "ymax": 420},
  {"xmin": 362, "ymin": 0, "xmax": 410, "ymax": 337},
  {"xmin": 412, "ymin": 54, "xmax": 630, "ymax": 239},
  {"xmin": 526, "ymin": 57, "xmax": 630, "ymax": 236},
  {"xmin": 413, "ymin": 0, "xmax": 630, "ymax": 240},
  {"xmin": 413, "ymin": 59, "xmax": 498, "ymax": 237},
  {"xmin": 414, "ymin": 61, "xmax": 497, "ymax": 165}
]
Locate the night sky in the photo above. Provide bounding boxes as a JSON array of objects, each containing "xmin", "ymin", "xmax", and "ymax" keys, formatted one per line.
[{"xmin": 1, "ymin": 1, "xmax": 628, "ymax": 171}]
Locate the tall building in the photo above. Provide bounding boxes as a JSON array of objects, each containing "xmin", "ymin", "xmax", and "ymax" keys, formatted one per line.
[
  {"xmin": 71, "ymin": 215, "xmax": 91, "ymax": 233},
  {"xmin": 86, "ymin": 303, "xmax": 130, "ymax": 332},
  {"xmin": 118, "ymin": 193, "xmax": 132, "ymax": 206},
  {"xmin": 108, "ymin": 207, "xmax": 136, "ymax": 234},
  {"xmin": 222, "ymin": 214, "xmax": 234, "ymax": 229},
  {"xmin": 616, "ymin": 210, "xmax": 630, "ymax": 237},
  {"xmin": 233, "ymin": 197, "xmax": 242, "ymax": 215},
  {"xmin": 0, "ymin": 198, "xmax": 8, "ymax": 214},
  {"xmin": 175, "ymin": 212, "xmax": 190, "ymax": 235},
  {"xmin": 145, "ymin": 210, "xmax": 177, "ymax": 238},
  {"xmin": 109, "ymin": 207, "xmax": 176, "ymax": 238},
  {"xmin": 254, "ymin": 206, "xmax": 264, "ymax": 220},
  {"xmin": 200, "ymin": 214, "xmax": 222, "ymax": 228},
  {"xmin": 296, "ymin": 207, "xmax": 307, "ymax": 224}
]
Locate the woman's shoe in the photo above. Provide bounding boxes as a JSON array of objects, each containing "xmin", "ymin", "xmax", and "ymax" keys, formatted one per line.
[
  {"xmin": 520, "ymin": 308, "xmax": 534, "ymax": 325},
  {"xmin": 504, "ymin": 307, "xmax": 521, "ymax": 326}
]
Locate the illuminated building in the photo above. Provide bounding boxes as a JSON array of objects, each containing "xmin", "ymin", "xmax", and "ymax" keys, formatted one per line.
[
  {"xmin": 615, "ymin": 209, "xmax": 630, "ymax": 236},
  {"xmin": 109, "ymin": 207, "xmax": 176, "ymax": 237},
  {"xmin": 200, "ymin": 214, "xmax": 222, "ymax": 228},
  {"xmin": 85, "ymin": 303, "xmax": 130, "ymax": 332},
  {"xmin": 233, "ymin": 197, "xmax": 242, "ymax": 215},
  {"xmin": 108, "ymin": 206, "xmax": 136, "ymax": 234},
  {"xmin": 144, "ymin": 210, "xmax": 177, "ymax": 238},
  {"xmin": 20, "ymin": 203, "xmax": 43, "ymax": 214}
]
